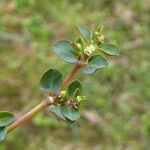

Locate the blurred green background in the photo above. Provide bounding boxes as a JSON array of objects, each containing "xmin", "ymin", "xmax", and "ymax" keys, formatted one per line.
[{"xmin": 0, "ymin": 0, "xmax": 149, "ymax": 149}]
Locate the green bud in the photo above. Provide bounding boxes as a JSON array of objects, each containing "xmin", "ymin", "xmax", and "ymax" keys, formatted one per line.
[
  {"xmin": 95, "ymin": 31, "xmax": 99, "ymax": 35},
  {"xmin": 61, "ymin": 91, "xmax": 67, "ymax": 99},
  {"xmin": 58, "ymin": 91, "xmax": 67, "ymax": 102}
]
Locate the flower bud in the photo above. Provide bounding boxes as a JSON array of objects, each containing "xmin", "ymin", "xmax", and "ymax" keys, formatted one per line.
[
  {"xmin": 95, "ymin": 31, "xmax": 99, "ymax": 35},
  {"xmin": 60, "ymin": 91, "xmax": 67, "ymax": 99}
]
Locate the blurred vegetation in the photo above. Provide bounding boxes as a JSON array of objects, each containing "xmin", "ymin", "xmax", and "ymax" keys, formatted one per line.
[{"xmin": 0, "ymin": 0, "xmax": 149, "ymax": 149}]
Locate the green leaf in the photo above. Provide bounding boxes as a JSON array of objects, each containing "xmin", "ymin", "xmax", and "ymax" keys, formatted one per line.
[
  {"xmin": 0, "ymin": 126, "xmax": 7, "ymax": 141},
  {"xmin": 0, "ymin": 111, "xmax": 14, "ymax": 127},
  {"xmin": 59, "ymin": 91, "xmax": 67, "ymax": 101},
  {"xmin": 97, "ymin": 25, "xmax": 103, "ymax": 33},
  {"xmin": 72, "ymin": 88, "xmax": 81, "ymax": 98},
  {"xmin": 49, "ymin": 105, "xmax": 66, "ymax": 121},
  {"xmin": 40, "ymin": 69, "xmax": 63, "ymax": 93},
  {"xmin": 67, "ymin": 79, "xmax": 82, "ymax": 99},
  {"xmin": 81, "ymin": 55, "xmax": 108, "ymax": 74},
  {"xmin": 53, "ymin": 41, "xmax": 78, "ymax": 63},
  {"xmin": 76, "ymin": 36, "xmax": 85, "ymax": 48},
  {"xmin": 100, "ymin": 43, "xmax": 120, "ymax": 55},
  {"xmin": 71, "ymin": 42, "xmax": 82, "ymax": 55},
  {"xmin": 78, "ymin": 26, "xmax": 91, "ymax": 42},
  {"xmin": 60, "ymin": 106, "xmax": 80, "ymax": 122}
]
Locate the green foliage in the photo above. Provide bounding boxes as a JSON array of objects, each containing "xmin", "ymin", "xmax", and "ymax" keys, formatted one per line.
[
  {"xmin": 39, "ymin": 25, "xmax": 118, "ymax": 124},
  {"xmin": 0, "ymin": 112, "xmax": 14, "ymax": 141},
  {"xmin": 1, "ymin": 24, "xmax": 119, "ymax": 141},
  {"xmin": 1, "ymin": 0, "xmax": 149, "ymax": 148},
  {"xmin": 81, "ymin": 55, "xmax": 108, "ymax": 74},
  {"xmin": 49, "ymin": 105, "xmax": 80, "ymax": 123},
  {"xmin": 60, "ymin": 106, "xmax": 80, "ymax": 122},
  {"xmin": 49, "ymin": 105, "xmax": 66, "ymax": 121},
  {"xmin": 78, "ymin": 26, "xmax": 91, "ymax": 42},
  {"xmin": 23, "ymin": 16, "xmax": 52, "ymax": 40},
  {"xmin": 52, "ymin": 25, "xmax": 119, "ymax": 76},
  {"xmin": 0, "ymin": 127, "xmax": 7, "ymax": 141},
  {"xmin": 0, "ymin": 112, "xmax": 14, "ymax": 127},
  {"xmin": 100, "ymin": 43, "xmax": 120, "ymax": 55},
  {"xmin": 40, "ymin": 69, "xmax": 63, "ymax": 93},
  {"xmin": 67, "ymin": 79, "xmax": 82, "ymax": 99},
  {"xmin": 53, "ymin": 41, "xmax": 78, "ymax": 63},
  {"xmin": 48, "ymin": 79, "xmax": 83, "ymax": 123}
]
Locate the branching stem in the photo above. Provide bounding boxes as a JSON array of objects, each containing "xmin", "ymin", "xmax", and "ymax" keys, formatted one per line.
[{"xmin": 7, "ymin": 62, "xmax": 82, "ymax": 134}]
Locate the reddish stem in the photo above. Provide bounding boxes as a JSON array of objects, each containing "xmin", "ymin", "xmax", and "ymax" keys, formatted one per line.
[
  {"xmin": 61, "ymin": 63, "xmax": 81, "ymax": 89},
  {"xmin": 7, "ymin": 99, "xmax": 52, "ymax": 133}
]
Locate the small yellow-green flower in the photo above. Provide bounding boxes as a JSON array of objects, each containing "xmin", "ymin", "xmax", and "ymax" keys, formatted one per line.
[
  {"xmin": 98, "ymin": 34, "xmax": 105, "ymax": 43},
  {"xmin": 84, "ymin": 44, "xmax": 96, "ymax": 56}
]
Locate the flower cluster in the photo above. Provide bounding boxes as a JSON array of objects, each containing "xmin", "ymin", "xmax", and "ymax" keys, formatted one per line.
[
  {"xmin": 72, "ymin": 26, "xmax": 105, "ymax": 57},
  {"xmin": 97, "ymin": 34, "xmax": 105, "ymax": 43},
  {"xmin": 56, "ymin": 90, "xmax": 86, "ymax": 109}
]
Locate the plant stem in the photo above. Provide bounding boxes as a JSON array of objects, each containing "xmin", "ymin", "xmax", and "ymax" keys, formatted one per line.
[
  {"xmin": 7, "ymin": 62, "xmax": 82, "ymax": 134},
  {"xmin": 7, "ymin": 99, "xmax": 52, "ymax": 133},
  {"xmin": 61, "ymin": 63, "xmax": 81, "ymax": 89}
]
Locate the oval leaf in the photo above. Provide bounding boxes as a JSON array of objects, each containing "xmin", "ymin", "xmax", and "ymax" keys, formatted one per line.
[
  {"xmin": 81, "ymin": 55, "xmax": 108, "ymax": 74},
  {"xmin": 0, "ymin": 111, "xmax": 14, "ymax": 127},
  {"xmin": 78, "ymin": 25, "xmax": 91, "ymax": 42},
  {"xmin": 40, "ymin": 69, "xmax": 63, "ymax": 93},
  {"xmin": 0, "ymin": 126, "xmax": 7, "ymax": 142},
  {"xmin": 100, "ymin": 43, "xmax": 120, "ymax": 55},
  {"xmin": 49, "ymin": 105, "xmax": 66, "ymax": 121},
  {"xmin": 60, "ymin": 106, "xmax": 80, "ymax": 122},
  {"xmin": 53, "ymin": 41, "xmax": 77, "ymax": 63},
  {"xmin": 67, "ymin": 79, "xmax": 82, "ymax": 99}
]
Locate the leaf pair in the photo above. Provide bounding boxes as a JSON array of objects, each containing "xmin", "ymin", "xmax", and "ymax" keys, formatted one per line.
[
  {"xmin": 49, "ymin": 79, "xmax": 82, "ymax": 123},
  {"xmin": 40, "ymin": 68, "xmax": 83, "ymax": 95},
  {"xmin": 80, "ymin": 43, "xmax": 120, "ymax": 74},
  {"xmin": 78, "ymin": 25, "xmax": 120, "ymax": 56},
  {"xmin": 0, "ymin": 112, "xmax": 14, "ymax": 141},
  {"xmin": 79, "ymin": 26, "xmax": 119, "ymax": 74},
  {"xmin": 52, "ymin": 26, "xmax": 91, "ymax": 64},
  {"xmin": 52, "ymin": 25, "xmax": 120, "ymax": 75},
  {"xmin": 52, "ymin": 40, "xmax": 109, "ymax": 75}
]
